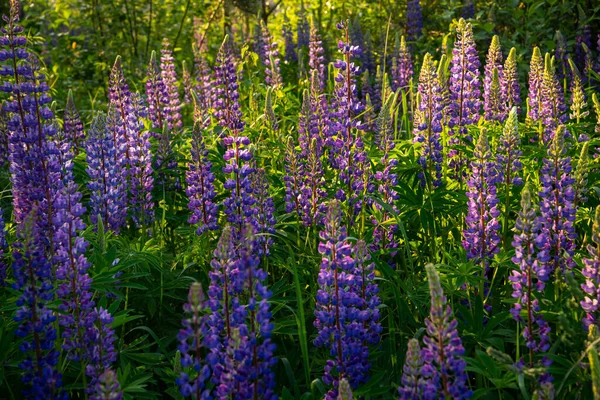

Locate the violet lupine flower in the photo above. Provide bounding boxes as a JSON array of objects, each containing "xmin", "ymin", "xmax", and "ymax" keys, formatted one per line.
[
  {"xmin": 582, "ymin": 207, "xmax": 600, "ymax": 329},
  {"xmin": 422, "ymin": 263, "xmax": 472, "ymax": 399},
  {"xmin": 540, "ymin": 53, "xmax": 567, "ymax": 143},
  {"xmin": 64, "ymin": 89, "xmax": 85, "ymax": 151},
  {"xmin": 160, "ymin": 38, "xmax": 183, "ymax": 131},
  {"xmin": 462, "ymin": 0, "xmax": 475, "ymax": 18},
  {"xmin": 372, "ymin": 96, "xmax": 399, "ymax": 254},
  {"xmin": 353, "ymin": 240, "xmax": 382, "ymax": 347},
  {"xmin": 503, "ymin": 48, "xmax": 521, "ymax": 113},
  {"xmin": 12, "ymin": 212, "xmax": 65, "ymax": 399},
  {"xmin": 537, "ymin": 126, "xmax": 577, "ymax": 275},
  {"xmin": 406, "ymin": 0, "xmax": 423, "ymax": 42},
  {"xmin": 314, "ymin": 200, "xmax": 374, "ymax": 397},
  {"xmin": 85, "ymin": 307, "xmax": 118, "ymax": 392},
  {"xmin": 568, "ymin": 59, "xmax": 589, "ymax": 124},
  {"xmin": 575, "ymin": 21, "xmax": 592, "ymax": 73},
  {"xmin": 398, "ymin": 338, "xmax": 435, "ymax": 400},
  {"xmin": 282, "ymin": 15, "xmax": 297, "ymax": 63},
  {"xmin": 448, "ymin": 19, "xmax": 481, "ymax": 178},
  {"xmin": 350, "ymin": 17, "xmax": 373, "ymax": 74},
  {"xmin": 483, "ymin": 36, "xmax": 507, "ymax": 122},
  {"xmin": 391, "ymin": 35, "xmax": 413, "ymax": 93},
  {"xmin": 253, "ymin": 21, "xmax": 267, "ymax": 64},
  {"xmin": 193, "ymin": 42, "xmax": 214, "ymax": 111},
  {"xmin": 90, "ymin": 369, "xmax": 123, "ymax": 400},
  {"xmin": 85, "ymin": 112, "xmax": 128, "ymax": 233},
  {"xmin": 0, "ymin": 108, "xmax": 9, "ymax": 167},
  {"xmin": 251, "ymin": 168, "xmax": 276, "ymax": 257},
  {"xmin": 262, "ymin": 22, "xmax": 282, "ymax": 88},
  {"xmin": 186, "ymin": 102, "xmax": 218, "ymax": 235},
  {"xmin": 309, "ymin": 23, "xmax": 327, "ymax": 93},
  {"xmin": 413, "ymin": 53, "xmax": 444, "ymax": 188},
  {"xmin": 0, "ymin": 209, "xmax": 6, "ymax": 286},
  {"xmin": 145, "ymin": 50, "xmax": 168, "ymax": 134},
  {"xmin": 509, "ymin": 186, "xmax": 554, "ymax": 393},
  {"xmin": 297, "ymin": 10, "xmax": 310, "ymax": 50},
  {"xmin": 497, "ymin": 108, "xmax": 523, "ymax": 218},
  {"xmin": 213, "ymin": 40, "xmax": 245, "ymax": 134},
  {"xmin": 299, "ymin": 137, "xmax": 327, "ymax": 226},
  {"xmin": 176, "ymin": 282, "xmax": 212, "ymax": 399},
  {"xmin": 463, "ymin": 129, "xmax": 501, "ymax": 267},
  {"xmin": 527, "ymin": 47, "xmax": 544, "ymax": 124}
]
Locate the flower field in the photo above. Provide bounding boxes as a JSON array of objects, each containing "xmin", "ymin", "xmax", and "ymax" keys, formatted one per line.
[{"xmin": 2, "ymin": 0, "xmax": 600, "ymax": 398}]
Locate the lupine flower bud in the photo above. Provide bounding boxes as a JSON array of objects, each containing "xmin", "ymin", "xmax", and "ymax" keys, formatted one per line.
[
  {"xmin": 64, "ymin": 89, "xmax": 85, "ymax": 151},
  {"xmin": 160, "ymin": 38, "xmax": 182, "ymax": 131},
  {"xmin": 484, "ymin": 36, "xmax": 506, "ymax": 122},
  {"xmin": 568, "ymin": 59, "xmax": 589, "ymax": 124},
  {"xmin": 527, "ymin": 47, "xmax": 544, "ymax": 123},
  {"xmin": 90, "ymin": 369, "xmax": 123, "ymax": 400},
  {"xmin": 398, "ymin": 338, "xmax": 434, "ymax": 399},
  {"xmin": 540, "ymin": 53, "xmax": 567, "ymax": 143},
  {"xmin": 504, "ymin": 48, "xmax": 521, "ymax": 113},
  {"xmin": 391, "ymin": 35, "xmax": 413, "ymax": 93}
]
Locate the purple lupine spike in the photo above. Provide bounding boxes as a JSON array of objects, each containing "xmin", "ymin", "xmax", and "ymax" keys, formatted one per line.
[
  {"xmin": 406, "ymin": 0, "xmax": 423, "ymax": 42},
  {"xmin": 64, "ymin": 89, "xmax": 85, "ymax": 151},
  {"xmin": 309, "ymin": 23, "xmax": 327, "ymax": 93},
  {"xmin": 463, "ymin": 129, "xmax": 501, "ymax": 267},
  {"xmin": 90, "ymin": 369, "xmax": 123, "ymax": 400},
  {"xmin": 297, "ymin": 9, "xmax": 310, "ymax": 50},
  {"xmin": 437, "ymin": 55, "xmax": 452, "ymax": 126},
  {"xmin": 537, "ymin": 126, "xmax": 577, "ymax": 276},
  {"xmin": 85, "ymin": 112, "xmax": 128, "ymax": 233},
  {"xmin": 0, "ymin": 209, "xmax": 7, "ymax": 286},
  {"xmin": 527, "ymin": 47, "xmax": 544, "ymax": 124},
  {"xmin": 327, "ymin": 22, "xmax": 368, "ymax": 222},
  {"xmin": 483, "ymin": 36, "xmax": 507, "ymax": 122},
  {"xmin": 213, "ymin": 39, "xmax": 245, "ymax": 134},
  {"xmin": 314, "ymin": 200, "xmax": 374, "ymax": 398},
  {"xmin": 128, "ymin": 92, "xmax": 154, "ymax": 228},
  {"xmin": 448, "ymin": 18, "xmax": 481, "ymax": 179},
  {"xmin": 422, "ymin": 264, "xmax": 472, "ymax": 399},
  {"xmin": 193, "ymin": 42, "xmax": 214, "ymax": 111},
  {"xmin": 372, "ymin": 95, "xmax": 399, "ymax": 254},
  {"xmin": 186, "ymin": 94, "xmax": 218, "ymax": 235},
  {"xmin": 398, "ymin": 338, "xmax": 435, "ymax": 399},
  {"xmin": 299, "ymin": 137, "xmax": 327, "ymax": 226},
  {"xmin": 554, "ymin": 31, "xmax": 569, "ymax": 90},
  {"xmin": 251, "ymin": 168, "xmax": 276, "ymax": 257},
  {"xmin": 160, "ymin": 38, "xmax": 182, "ymax": 131},
  {"xmin": 282, "ymin": 14, "xmax": 297, "ymax": 63},
  {"xmin": 261, "ymin": 22, "xmax": 282, "ymax": 88},
  {"xmin": 540, "ymin": 53, "xmax": 567, "ymax": 143},
  {"xmin": 349, "ymin": 17, "xmax": 370, "ymax": 74},
  {"xmin": 353, "ymin": 240, "xmax": 382, "ymax": 347},
  {"xmin": 391, "ymin": 35, "xmax": 413, "ymax": 93},
  {"xmin": 414, "ymin": 53, "xmax": 444, "ymax": 188},
  {"xmin": 145, "ymin": 50, "xmax": 168, "ymax": 134},
  {"xmin": 253, "ymin": 20, "xmax": 267, "ymax": 63},
  {"xmin": 509, "ymin": 186, "xmax": 554, "ymax": 394},
  {"xmin": 582, "ymin": 207, "xmax": 600, "ymax": 329},
  {"xmin": 12, "ymin": 211, "xmax": 65, "ymax": 399},
  {"xmin": 85, "ymin": 307, "xmax": 118, "ymax": 392},
  {"xmin": 503, "ymin": 48, "xmax": 521, "ymax": 113},
  {"xmin": 176, "ymin": 282, "xmax": 212, "ymax": 398}
]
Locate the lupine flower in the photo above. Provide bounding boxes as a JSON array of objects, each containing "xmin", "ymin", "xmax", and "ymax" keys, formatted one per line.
[
  {"xmin": 568, "ymin": 59, "xmax": 589, "ymax": 124},
  {"xmin": 406, "ymin": 0, "xmax": 423, "ymax": 42},
  {"xmin": 462, "ymin": 0, "xmax": 475, "ymax": 19},
  {"xmin": 398, "ymin": 338, "xmax": 434, "ymax": 399},
  {"xmin": 437, "ymin": 55, "xmax": 452, "ymax": 126},
  {"xmin": 0, "ymin": 209, "xmax": 7, "ymax": 286},
  {"xmin": 299, "ymin": 137, "xmax": 327, "ymax": 226},
  {"xmin": 186, "ymin": 97, "xmax": 218, "ymax": 235},
  {"xmin": 413, "ymin": 53, "xmax": 444, "ymax": 188},
  {"xmin": 337, "ymin": 378, "xmax": 354, "ymax": 400},
  {"xmin": 253, "ymin": 20, "xmax": 267, "ymax": 64},
  {"xmin": 483, "ymin": 36, "xmax": 506, "ymax": 122},
  {"xmin": 391, "ymin": 35, "xmax": 413, "ymax": 93},
  {"xmin": 582, "ymin": 206, "xmax": 600, "ymax": 329},
  {"xmin": 372, "ymin": 95, "xmax": 399, "ymax": 253},
  {"xmin": 527, "ymin": 47, "xmax": 544, "ymax": 124},
  {"xmin": 282, "ymin": 15, "xmax": 297, "ymax": 63},
  {"xmin": 594, "ymin": 93, "xmax": 600, "ymax": 134},
  {"xmin": 503, "ymin": 47, "xmax": 521, "ymax": 113},
  {"xmin": 213, "ymin": 39, "xmax": 245, "ymax": 134},
  {"xmin": 463, "ymin": 129, "xmax": 501, "ymax": 267},
  {"xmin": 160, "ymin": 38, "xmax": 182, "ymax": 131},
  {"xmin": 64, "ymin": 89, "xmax": 85, "ymax": 151},
  {"xmin": 575, "ymin": 18, "xmax": 592, "ymax": 72},
  {"xmin": 176, "ymin": 282, "xmax": 212, "ymax": 399},
  {"xmin": 509, "ymin": 186, "xmax": 554, "ymax": 394},
  {"xmin": 314, "ymin": 200, "xmax": 375, "ymax": 397},
  {"xmin": 540, "ymin": 53, "xmax": 567, "ymax": 143},
  {"xmin": 85, "ymin": 112, "xmax": 128, "ymax": 233},
  {"xmin": 309, "ymin": 23, "xmax": 327, "ymax": 93},
  {"xmin": 422, "ymin": 263, "xmax": 472, "ymax": 399},
  {"xmin": 448, "ymin": 18, "xmax": 481, "ymax": 178},
  {"xmin": 145, "ymin": 50, "xmax": 168, "ymax": 134},
  {"xmin": 581, "ymin": 42, "xmax": 594, "ymax": 83},
  {"xmin": 251, "ymin": 168, "xmax": 276, "ymax": 257},
  {"xmin": 353, "ymin": 239, "xmax": 382, "ymax": 347},
  {"xmin": 12, "ymin": 212, "xmax": 65, "ymax": 399},
  {"xmin": 85, "ymin": 307, "xmax": 118, "ymax": 391},
  {"xmin": 192, "ymin": 39, "xmax": 214, "ymax": 111},
  {"xmin": 297, "ymin": 9, "xmax": 310, "ymax": 49},
  {"xmin": 537, "ymin": 126, "xmax": 577, "ymax": 275},
  {"xmin": 90, "ymin": 369, "xmax": 123, "ymax": 400},
  {"xmin": 262, "ymin": 22, "xmax": 282, "ymax": 88},
  {"xmin": 350, "ymin": 17, "xmax": 373, "ymax": 74},
  {"xmin": 574, "ymin": 142, "xmax": 589, "ymax": 207},
  {"xmin": 0, "ymin": 108, "xmax": 9, "ymax": 167}
]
